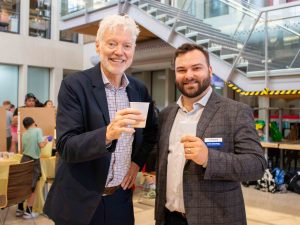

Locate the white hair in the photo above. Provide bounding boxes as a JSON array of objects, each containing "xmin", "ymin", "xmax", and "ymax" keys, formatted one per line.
[{"xmin": 96, "ymin": 14, "xmax": 140, "ymax": 43}]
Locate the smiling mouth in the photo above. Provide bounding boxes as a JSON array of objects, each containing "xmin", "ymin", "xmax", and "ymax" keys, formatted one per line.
[{"xmin": 110, "ymin": 58, "xmax": 125, "ymax": 63}]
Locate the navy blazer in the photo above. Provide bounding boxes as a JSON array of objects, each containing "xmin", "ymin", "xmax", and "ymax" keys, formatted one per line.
[{"xmin": 44, "ymin": 64, "xmax": 157, "ymax": 225}]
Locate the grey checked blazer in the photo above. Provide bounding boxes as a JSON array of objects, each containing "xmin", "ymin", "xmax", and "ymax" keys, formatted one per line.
[{"xmin": 155, "ymin": 91, "xmax": 267, "ymax": 225}]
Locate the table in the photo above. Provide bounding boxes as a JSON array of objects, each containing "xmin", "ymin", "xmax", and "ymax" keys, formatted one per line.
[
  {"xmin": 0, "ymin": 157, "xmax": 20, "ymax": 208},
  {"xmin": 0, "ymin": 155, "xmax": 56, "ymax": 213},
  {"xmin": 33, "ymin": 156, "xmax": 56, "ymax": 213},
  {"xmin": 260, "ymin": 141, "xmax": 300, "ymax": 169}
]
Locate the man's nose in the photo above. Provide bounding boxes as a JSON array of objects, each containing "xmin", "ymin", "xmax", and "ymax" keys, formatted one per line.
[
  {"xmin": 114, "ymin": 45, "xmax": 124, "ymax": 54},
  {"xmin": 185, "ymin": 69, "xmax": 194, "ymax": 79}
]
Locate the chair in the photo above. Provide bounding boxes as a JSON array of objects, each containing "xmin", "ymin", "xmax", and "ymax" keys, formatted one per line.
[{"xmin": 0, "ymin": 160, "xmax": 35, "ymax": 225}]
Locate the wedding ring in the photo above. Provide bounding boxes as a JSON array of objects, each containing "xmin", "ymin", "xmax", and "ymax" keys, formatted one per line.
[{"xmin": 187, "ymin": 148, "xmax": 191, "ymax": 154}]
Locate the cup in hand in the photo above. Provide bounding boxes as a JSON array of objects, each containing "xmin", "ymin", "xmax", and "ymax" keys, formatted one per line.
[
  {"xmin": 178, "ymin": 121, "xmax": 198, "ymax": 137},
  {"xmin": 129, "ymin": 102, "xmax": 149, "ymax": 128}
]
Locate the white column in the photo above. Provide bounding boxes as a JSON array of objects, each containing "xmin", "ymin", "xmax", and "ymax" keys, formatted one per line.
[
  {"xmin": 258, "ymin": 96, "xmax": 270, "ymax": 160},
  {"xmin": 165, "ymin": 68, "xmax": 175, "ymax": 106},
  {"xmin": 49, "ymin": 67, "xmax": 63, "ymax": 106},
  {"xmin": 18, "ymin": 65, "xmax": 28, "ymax": 106},
  {"xmin": 51, "ymin": 0, "xmax": 60, "ymax": 41},
  {"xmin": 20, "ymin": 0, "xmax": 30, "ymax": 36}
]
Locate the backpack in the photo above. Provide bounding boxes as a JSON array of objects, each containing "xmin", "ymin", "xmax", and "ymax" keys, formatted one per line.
[
  {"xmin": 285, "ymin": 170, "xmax": 300, "ymax": 194},
  {"xmin": 256, "ymin": 169, "xmax": 276, "ymax": 193},
  {"xmin": 272, "ymin": 167, "xmax": 285, "ymax": 186}
]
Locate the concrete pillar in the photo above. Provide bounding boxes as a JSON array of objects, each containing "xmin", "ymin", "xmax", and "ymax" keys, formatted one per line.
[
  {"xmin": 18, "ymin": 65, "xmax": 28, "ymax": 106},
  {"xmin": 51, "ymin": 0, "xmax": 60, "ymax": 41},
  {"xmin": 20, "ymin": 0, "xmax": 29, "ymax": 36},
  {"xmin": 165, "ymin": 68, "xmax": 175, "ymax": 106},
  {"xmin": 258, "ymin": 96, "xmax": 270, "ymax": 141},
  {"xmin": 50, "ymin": 67, "xmax": 63, "ymax": 106}
]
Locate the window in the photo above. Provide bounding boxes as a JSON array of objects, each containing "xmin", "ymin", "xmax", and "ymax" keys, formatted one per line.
[
  {"xmin": 60, "ymin": 30, "xmax": 78, "ymax": 43},
  {"xmin": 0, "ymin": 0, "xmax": 20, "ymax": 33},
  {"xmin": 152, "ymin": 70, "xmax": 166, "ymax": 111},
  {"xmin": 29, "ymin": 0, "xmax": 51, "ymax": 38},
  {"xmin": 61, "ymin": 0, "xmax": 85, "ymax": 16},
  {"xmin": 0, "ymin": 64, "xmax": 19, "ymax": 106},
  {"xmin": 204, "ymin": 0, "xmax": 228, "ymax": 18},
  {"xmin": 28, "ymin": 66, "xmax": 50, "ymax": 103}
]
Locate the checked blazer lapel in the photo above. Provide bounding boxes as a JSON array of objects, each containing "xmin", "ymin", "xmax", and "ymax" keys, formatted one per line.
[
  {"xmin": 184, "ymin": 91, "xmax": 221, "ymax": 169},
  {"xmin": 161, "ymin": 104, "xmax": 179, "ymax": 161},
  {"xmin": 196, "ymin": 91, "xmax": 221, "ymax": 138}
]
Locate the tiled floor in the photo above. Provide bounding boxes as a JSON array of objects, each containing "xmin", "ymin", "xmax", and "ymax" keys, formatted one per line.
[{"xmin": 1, "ymin": 186, "xmax": 300, "ymax": 225}]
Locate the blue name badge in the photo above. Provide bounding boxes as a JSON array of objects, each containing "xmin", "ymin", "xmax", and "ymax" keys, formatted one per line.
[{"xmin": 204, "ymin": 138, "xmax": 224, "ymax": 148}]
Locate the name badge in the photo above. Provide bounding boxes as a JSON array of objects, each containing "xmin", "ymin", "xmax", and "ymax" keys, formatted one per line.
[{"xmin": 204, "ymin": 138, "xmax": 223, "ymax": 148}]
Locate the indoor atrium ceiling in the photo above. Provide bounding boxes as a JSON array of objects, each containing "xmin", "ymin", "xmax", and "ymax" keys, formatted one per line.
[{"xmin": 70, "ymin": 22, "xmax": 157, "ymax": 42}]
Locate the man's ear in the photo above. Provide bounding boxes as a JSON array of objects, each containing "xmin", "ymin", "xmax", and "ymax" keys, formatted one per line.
[
  {"xmin": 95, "ymin": 41, "xmax": 100, "ymax": 54},
  {"xmin": 209, "ymin": 65, "xmax": 213, "ymax": 78}
]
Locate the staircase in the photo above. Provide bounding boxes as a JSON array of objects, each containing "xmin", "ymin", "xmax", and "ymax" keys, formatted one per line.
[
  {"xmin": 127, "ymin": 0, "xmax": 300, "ymax": 91},
  {"xmin": 59, "ymin": 0, "xmax": 300, "ymax": 91}
]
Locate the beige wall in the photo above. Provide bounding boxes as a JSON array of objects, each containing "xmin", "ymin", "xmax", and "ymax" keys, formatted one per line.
[{"xmin": 0, "ymin": 0, "xmax": 84, "ymax": 106}]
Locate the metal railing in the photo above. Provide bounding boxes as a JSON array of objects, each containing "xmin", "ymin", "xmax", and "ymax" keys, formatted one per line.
[{"xmin": 60, "ymin": 0, "xmax": 300, "ymax": 79}]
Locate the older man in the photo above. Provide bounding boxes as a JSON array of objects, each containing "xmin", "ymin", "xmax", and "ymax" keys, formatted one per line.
[{"xmin": 44, "ymin": 15, "xmax": 157, "ymax": 225}]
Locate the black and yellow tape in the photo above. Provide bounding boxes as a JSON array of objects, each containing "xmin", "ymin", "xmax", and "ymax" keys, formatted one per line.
[{"xmin": 225, "ymin": 83, "xmax": 300, "ymax": 96}]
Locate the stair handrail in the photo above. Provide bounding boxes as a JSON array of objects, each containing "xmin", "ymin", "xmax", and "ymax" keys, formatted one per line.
[
  {"xmin": 227, "ymin": 10, "xmax": 263, "ymax": 80},
  {"xmin": 219, "ymin": 0, "xmax": 300, "ymax": 78}
]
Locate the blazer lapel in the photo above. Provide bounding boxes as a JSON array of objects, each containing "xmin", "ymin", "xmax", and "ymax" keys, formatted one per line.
[
  {"xmin": 184, "ymin": 91, "xmax": 221, "ymax": 169},
  {"xmin": 161, "ymin": 104, "xmax": 179, "ymax": 158},
  {"xmin": 197, "ymin": 91, "xmax": 221, "ymax": 138},
  {"xmin": 126, "ymin": 82, "xmax": 140, "ymax": 102},
  {"xmin": 89, "ymin": 64, "xmax": 110, "ymax": 125}
]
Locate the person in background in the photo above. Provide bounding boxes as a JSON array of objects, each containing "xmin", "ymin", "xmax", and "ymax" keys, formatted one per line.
[
  {"xmin": 11, "ymin": 93, "xmax": 37, "ymax": 153},
  {"xmin": 16, "ymin": 117, "xmax": 48, "ymax": 219},
  {"xmin": 13, "ymin": 93, "xmax": 36, "ymax": 116},
  {"xmin": 44, "ymin": 100, "xmax": 54, "ymax": 108},
  {"xmin": 155, "ymin": 43, "xmax": 267, "ymax": 225},
  {"xmin": 44, "ymin": 14, "xmax": 157, "ymax": 225},
  {"xmin": 2, "ymin": 100, "xmax": 13, "ymax": 151},
  {"xmin": 10, "ymin": 104, "xmax": 15, "ymax": 113}
]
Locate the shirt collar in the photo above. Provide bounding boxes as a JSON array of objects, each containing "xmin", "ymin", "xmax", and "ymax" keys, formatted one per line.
[
  {"xmin": 101, "ymin": 68, "xmax": 129, "ymax": 90},
  {"xmin": 177, "ymin": 86, "xmax": 212, "ymax": 112}
]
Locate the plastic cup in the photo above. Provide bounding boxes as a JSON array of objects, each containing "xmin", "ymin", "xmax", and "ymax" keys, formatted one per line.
[
  {"xmin": 129, "ymin": 102, "xmax": 149, "ymax": 128},
  {"xmin": 178, "ymin": 121, "xmax": 198, "ymax": 137}
]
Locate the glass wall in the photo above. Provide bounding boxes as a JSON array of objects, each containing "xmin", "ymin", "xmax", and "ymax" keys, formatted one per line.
[
  {"xmin": 0, "ymin": 0, "xmax": 20, "ymax": 33},
  {"xmin": 61, "ymin": 0, "xmax": 85, "ymax": 16},
  {"xmin": 60, "ymin": 30, "xmax": 78, "ymax": 43},
  {"xmin": 152, "ymin": 70, "xmax": 166, "ymax": 111},
  {"xmin": 29, "ymin": 0, "xmax": 51, "ymax": 38},
  {"xmin": 0, "ymin": 64, "xmax": 19, "ymax": 106},
  {"xmin": 204, "ymin": 0, "xmax": 229, "ymax": 18},
  {"xmin": 28, "ymin": 66, "xmax": 50, "ymax": 103}
]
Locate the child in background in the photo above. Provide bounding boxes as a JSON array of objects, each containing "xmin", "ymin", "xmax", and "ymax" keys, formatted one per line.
[{"xmin": 16, "ymin": 117, "xmax": 48, "ymax": 219}]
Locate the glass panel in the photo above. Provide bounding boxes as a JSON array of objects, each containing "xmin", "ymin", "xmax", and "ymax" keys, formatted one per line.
[
  {"xmin": 131, "ymin": 72, "xmax": 151, "ymax": 92},
  {"xmin": 0, "ymin": 64, "xmax": 19, "ymax": 106},
  {"xmin": 61, "ymin": 0, "xmax": 85, "ymax": 16},
  {"xmin": 152, "ymin": 70, "xmax": 166, "ymax": 111},
  {"xmin": 0, "ymin": 0, "xmax": 20, "ymax": 33},
  {"xmin": 60, "ymin": 30, "xmax": 79, "ymax": 43},
  {"xmin": 86, "ymin": 0, "xmax": 118, "ymax": 12},
  {"xmin": 29, "ymin": 0, "xmax": 51, "ymax": 38},
  {"xmin": 28, "ymin": 66, "xmax": 50, "ymax": 103},
  {"xmin": 204, "ymin": 0, "xmax": 229, "ymax": 18},
  {"xmin": 211, "ymin": 74, "xmax": 224, "ymax": 95}
]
